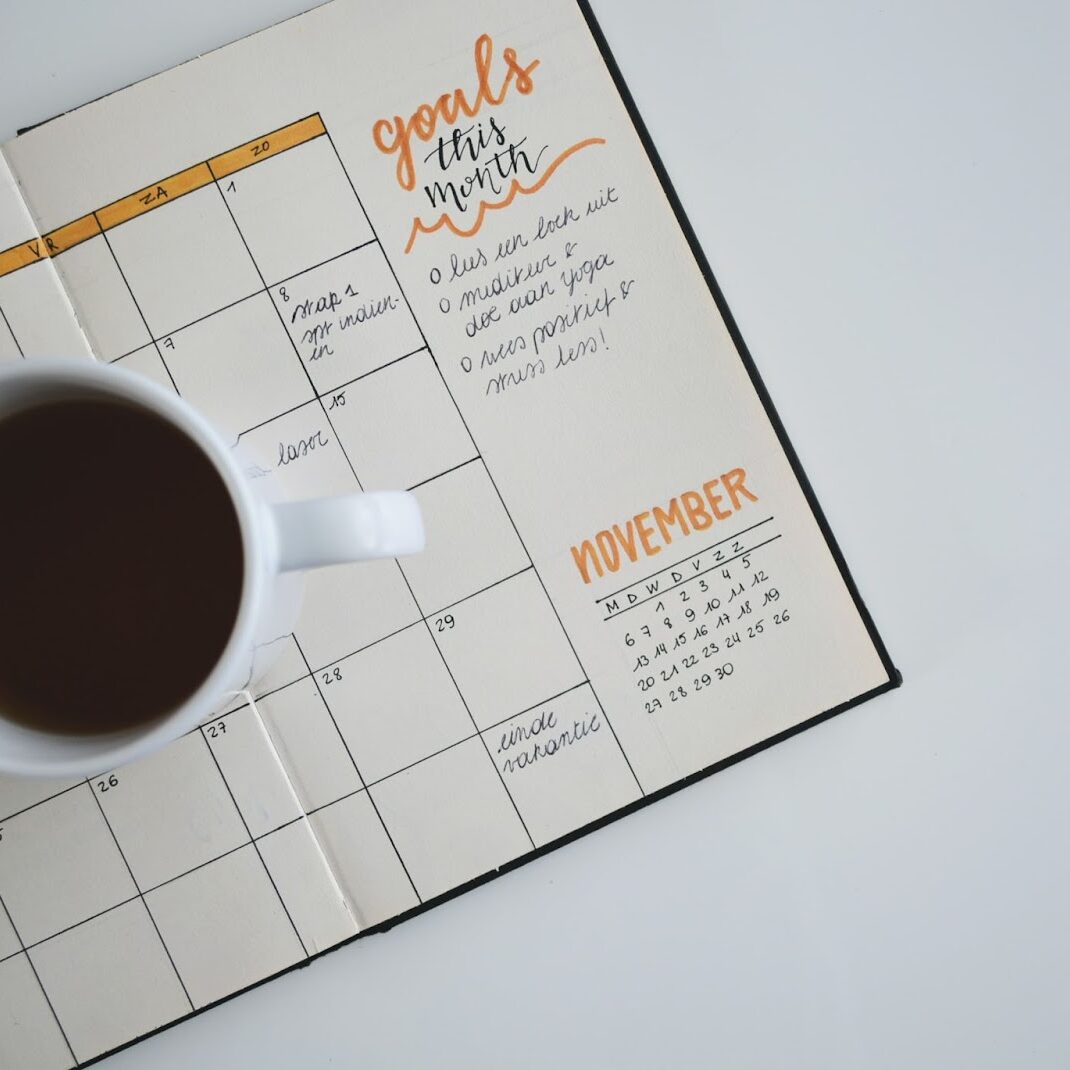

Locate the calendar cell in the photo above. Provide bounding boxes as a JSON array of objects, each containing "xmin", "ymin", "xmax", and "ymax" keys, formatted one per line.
[
  {"xmin": 218, "ymin": 134, "xmax": 373, "ymax": 285},
  {"xmin": 146, "ymin": 845, "xmax": 303, "ymax": 1008},
  {"xmin": 432, "ymin": 570, "xmax": 584, "ymax": 730},
  {"xmin": 162, "ymin": 292, "xmax": 314, "ymax": 437},
  {"xmin": 105, "ymin": 183, "xmax": 261, "ymax": 337},
  {"xmin": 329, "ymin": 349, "xmax": 476, "ymax": 490},
  {"xmin": 294, "ymin": 556, "xmax": 419, "ymax": 672},
  {"xmin": 97, "ymin": 165, "xmax": 213, "ymax": 232},
  {"xmin": 200, "ymin": 704, "xmax": 304, "ymax": 839},
  {"xmin": 111, "ymin": 342, "xmax": 176, "ymax": 392},
  {"xmin": 95, "ymin": 733, "xmax": 248, "ymax": 890},
  {"xmin": 401, "ymin": 460, "xmax": 528, "ymax": 613},
  {"xmin": 309, "ymin": 791, "xmax": 418, "ymax": 927},
  {"xmin": 0, "ymin": 785, "xmax": 136, "ymax": 946},
  {"xmin": 325, "ymin": 623, "xmax": 473, "ymax": 784},
  {"xmin": 209, "ymin": 117, "xmax": 324, "ymax": 181},
  {"xmin": 0, "ymin": 955, "xmax": 72, "ymax": 1070},
  {"xmin": 255, "ymin": 678, "xmax": 363, "ymax": 812},
  {"xmin": 30, "ymin": 900, "xmax": 189, "ymax": 1062},
  {"xmin": 269, "ymin": 242, "xmax": 423, "ymax": 395},
  {"xmin": 53, "ymin": 234, "xmax": 149, "ymax": 359},
  {"xmin": 240, "ymin": 401, "xmax": 356, "ymax": 499},
  {"xmin": 256, "ymin": 819, "xmax": 357, "ymax": 953},
  {"xmin": 486, "ymin": 685, "xmax": 640, "ymax": 846},
  {"xmin": 370, "ymin": 737, "xmax": 530, "ymax": 900}
]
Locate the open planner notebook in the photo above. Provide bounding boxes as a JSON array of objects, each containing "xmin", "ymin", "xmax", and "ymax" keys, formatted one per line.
[{"xmin": 0, "ymin": 2, "xmax": 899, "ymax": 1065}]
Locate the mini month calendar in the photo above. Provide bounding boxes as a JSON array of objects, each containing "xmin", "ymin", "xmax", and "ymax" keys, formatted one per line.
[{"xmin": 0, "ymin": 2, "xmax": 899, "ymax": 1065}]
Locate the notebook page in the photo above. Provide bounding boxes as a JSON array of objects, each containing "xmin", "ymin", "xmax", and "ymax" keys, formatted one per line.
[{"xmin": 0, "ymin": 2, "xmax": 897, "ymax": 1065}]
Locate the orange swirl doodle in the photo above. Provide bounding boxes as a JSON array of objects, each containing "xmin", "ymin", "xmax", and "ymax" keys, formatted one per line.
[{"xmin": 402, "ymin": 137, "xmax": 605, "ymax": 254}]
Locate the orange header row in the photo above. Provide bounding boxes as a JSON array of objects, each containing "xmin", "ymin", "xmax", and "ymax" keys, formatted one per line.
[
  {"xmin": 0, "ymin": 115, "xmax": 325, "ymax": 280},
  {"xmin": 209, "ymin": 115, "xmax": 325, "ymax": 180}
]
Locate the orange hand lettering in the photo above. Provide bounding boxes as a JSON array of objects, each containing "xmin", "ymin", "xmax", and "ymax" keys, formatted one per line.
[{"xmin": 373, "ymin": 34, "xmax": 540, "ymax": 192}]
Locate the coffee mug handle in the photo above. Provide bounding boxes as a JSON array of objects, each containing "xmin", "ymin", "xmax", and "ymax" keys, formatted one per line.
[{"xmin": 271, "ymin": 492, "xmax": 425, "ymax": 572}]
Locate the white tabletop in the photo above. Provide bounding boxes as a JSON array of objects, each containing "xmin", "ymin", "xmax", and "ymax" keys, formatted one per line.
[{"xmin": 3, "ymin": 1, "xmax": 1068, "ymax": 1066}]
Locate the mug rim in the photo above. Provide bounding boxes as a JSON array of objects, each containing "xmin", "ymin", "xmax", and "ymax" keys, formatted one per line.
[{"xmin": 0, "ymin": 357, "xmax": 267, "ymax": 777}]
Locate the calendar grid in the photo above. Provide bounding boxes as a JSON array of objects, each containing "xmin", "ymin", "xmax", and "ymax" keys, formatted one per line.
[
  {"xmin": 209, "ymin": 151, "xmax": 533, "ymax": 891},
  {"xmin": 210, "ymin": 129, "xmax": 556, "ymax": 861},
  {"xmin": 291, "ymin": 635, "xmax": 422, "ymax": 905},
  {"xmin": 95, "ymin": 224, "xmax": 180, "ymax": 393},
  {"xmin": 104, "ymin": 240, "xmax": 380, "ymax": 368},
  {"xmin": 0, "ymin": 812, "xmax": 310, "ymax": 968},
  {"xmin": 0, "ymin": 896, "xmax": 137, "ymax": 965},
  {"xmin": 193, "ymin": 730, "xmax": 309, "ymax": 957},
  {"xmin": 83, "ymin": 783, "xmax": 195, "ymax": 1011},
  {"xmin": 0, "ymin": 115, "xmax": 331, "ymax": 279},
  {"xmin": 206, "ymin": 673, "xmax": 598, "ymax": 831},
  {"xmin": 318, "ymin": 123, "xmax": 645, "ymax": 798},
  {"xmin": 0, "ymin": 81, "xmax": 629, "ymax": 905},
  {"xmin": 389, "ymin": 548, "xmax": 539, "ymax": 850},
  {"xmin": 346, "ymin": 680, "xmax": 594, "ymax": 794},
  {"xmin": 0, "ymin": 111, "xmax": 651, "ymax": 1065},
  {"xmin": 209, "ymin": 555, "xmax": 533, "ymax": 722},
  {"xmin": 208, "ymin": 181, "xmax": 338, "ymax": 435}
]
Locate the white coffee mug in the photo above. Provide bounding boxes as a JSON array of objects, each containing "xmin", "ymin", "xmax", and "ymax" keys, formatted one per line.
[{"xmin": 0, "ymin": 358, "xmax": 424, "ymax": 778}]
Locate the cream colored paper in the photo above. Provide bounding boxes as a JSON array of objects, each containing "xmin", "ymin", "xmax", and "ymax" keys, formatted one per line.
[{"xmin": 0, "ymin": 3, "xmax": 894, "ymax": 1065}]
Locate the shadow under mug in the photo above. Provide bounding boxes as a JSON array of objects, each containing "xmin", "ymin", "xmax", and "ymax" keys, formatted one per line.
[{"xmin": 0, "ymin": 358, "xmax": 424, "ymax": 779}]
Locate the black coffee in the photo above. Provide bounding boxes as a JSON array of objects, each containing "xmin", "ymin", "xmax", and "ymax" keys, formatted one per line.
[{"xmin": 0, "ymin": 397, "xmax": 244, "ymax": 734}]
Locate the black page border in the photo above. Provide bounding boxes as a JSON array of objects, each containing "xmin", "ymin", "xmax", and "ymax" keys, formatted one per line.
[{"xmin": 75, "ymin": 4, "xmax": 900, "ymax": 1066}]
